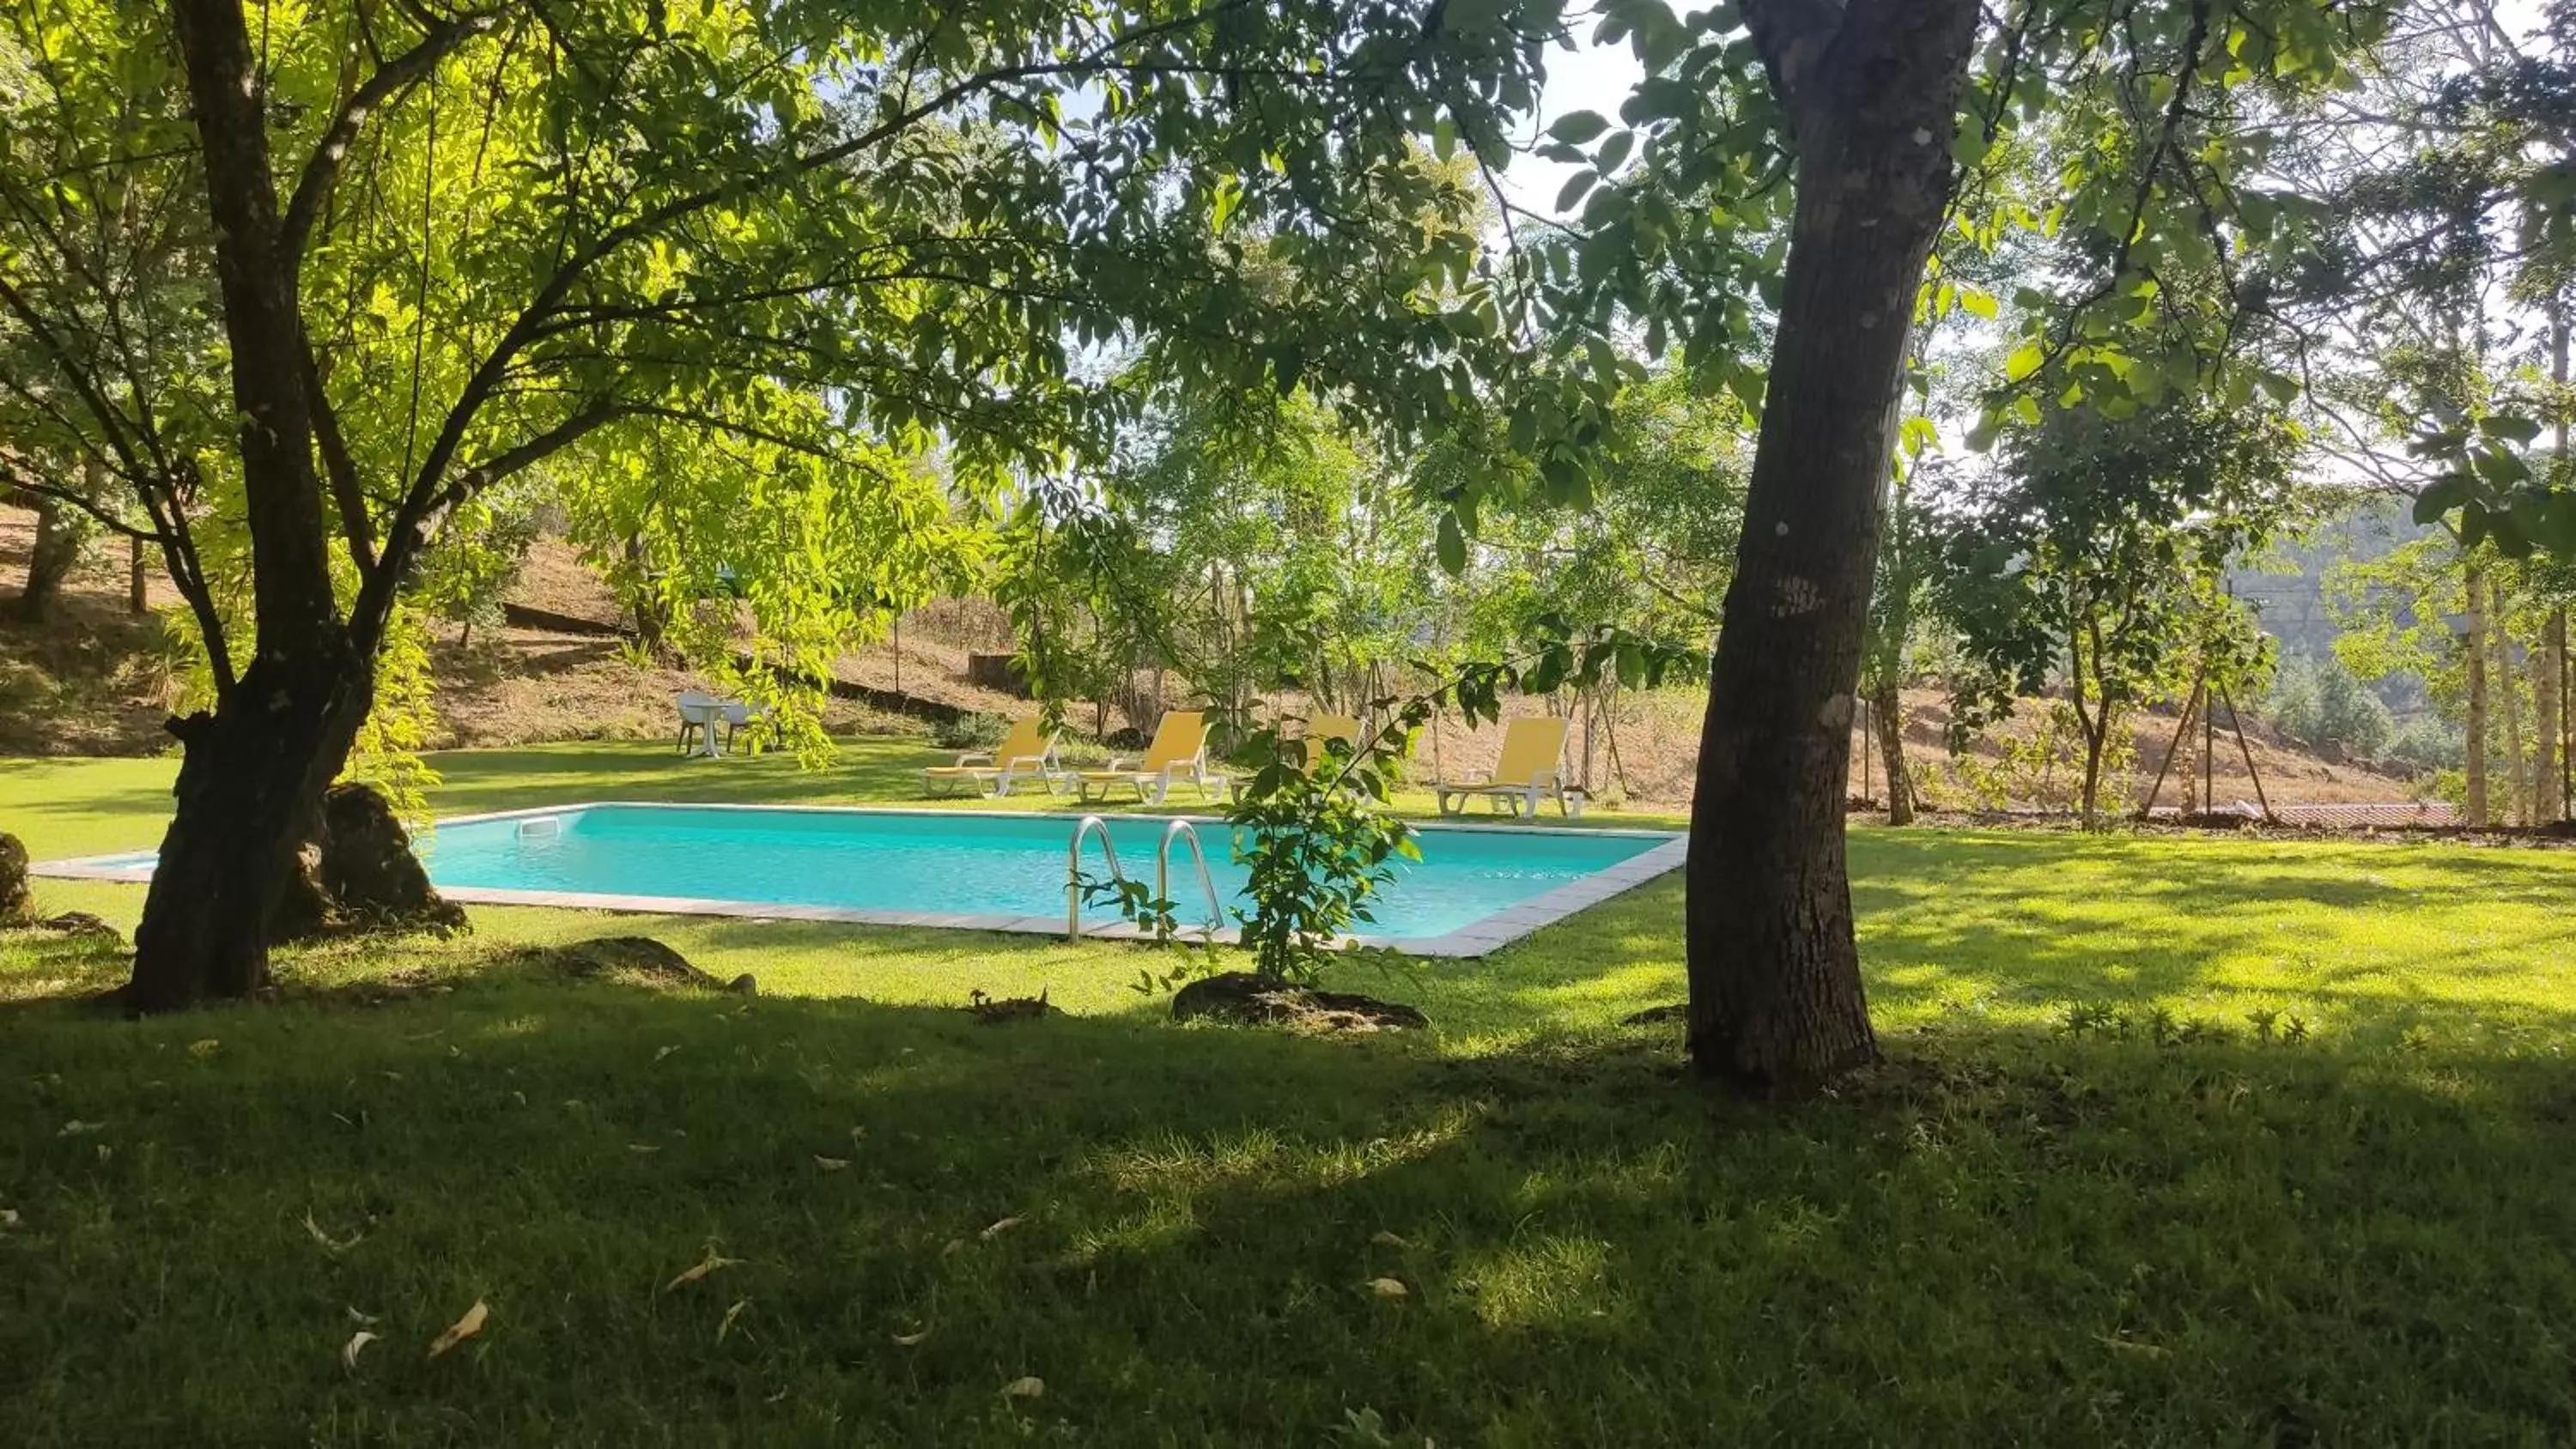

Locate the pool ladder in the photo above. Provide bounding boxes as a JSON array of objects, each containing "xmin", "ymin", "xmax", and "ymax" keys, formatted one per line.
[{"xmin": 1065, "ymin": 815, "xmax": 1224, "ymax": 943}]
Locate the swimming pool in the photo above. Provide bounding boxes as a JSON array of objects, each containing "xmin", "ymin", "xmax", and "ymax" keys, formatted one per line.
[{"xmin": 39, "ymin": 803, "xmax": 1686, "ymax": 957}]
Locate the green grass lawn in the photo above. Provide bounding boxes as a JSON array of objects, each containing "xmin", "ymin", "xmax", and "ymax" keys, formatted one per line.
[{"xmin": 7, "ymin": 740, "xmax": 2576, "ymax": 1443}]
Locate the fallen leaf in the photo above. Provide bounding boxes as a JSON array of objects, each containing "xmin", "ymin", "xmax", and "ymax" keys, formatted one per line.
[
  {"xmin": 344, "ymin": 1306, "xmax": 378, "ymax": 1325},
  {"xmin": 1370, "ymin": 1231, "xmax": 1411, "ymax": 1248},
  {"xmin": 57, "ymin": 1120, "xmax": 104, "ymax": 1137},
  {"xmin": 0, "ymin": 1209, "xmax": 19, "ymax": 1228},
  {"xmin": 94, "ymin": 1144, "xmax": 112, "ymax": 1163},
  {"xmin": 654, "ymin": 1045, "xmax": 680, "ymax": 1062},
  {"xmin": 187, "ymin": 1039, "xmax": 221, "ymax": 1058},
  {"xmin": 813, "ymin": 1155, "xmax": 850, "ymax": 1172},
  {"xmin": 2093, "ymin": 1334, "xmax": 2172, "ymax": 1359},
  {"xmin": 340, "ymin": 1330, "xmax": 380, "ymax": 1370},
  {"xmin": 427, "ymin": 1300, "xmax": 488, "ymax": 1359},
  {"xmin": 664, "ymin": 1246, "xmax": 743, "ymax": 1293},
  {"xmin": 891, "ymin": 1329, "xmax": 930, "ymax": 1346},
  {"xmin": 303, "ymin": 1213, "xmax": 363, "ymax": 1254},
  {"xmin": 628, "ymin": 1143, "xmax": 662, "ymax": 1155},
  {"xmin": 848, "ymin": 1126, "xmax": 868, "ymax": 1144},
  {"xmin": 979, "ymin": 1216, "xmax": 1025, "ymax": 1241},
  {"xmin": 717, "ymin": 1298, "xmax": 751, "ymax": 1343},
  {"xmin": 940, "ymin": 1238, "xmax": 967, "ymax": 1257},
  {"xmin": 1369, "ymin": 1277, "xmax": 1409, "ymax": 1299},
  {"xmin": 1001, "ymin": 1376, "xmax": 1045, "ymax": 1399},
  {"xmin": 510, "ymin": 1090, "xmax": 527, "ymax": 1106}
]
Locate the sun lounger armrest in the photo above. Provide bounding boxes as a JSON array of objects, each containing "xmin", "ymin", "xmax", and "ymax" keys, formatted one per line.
[
  {"xmin": 1106, "ymin": 754, "xmax": 1138, "ymax": 771},
  {"xmin": 953, "ymin": 750, "xmax": 996, "ymax": 767}
]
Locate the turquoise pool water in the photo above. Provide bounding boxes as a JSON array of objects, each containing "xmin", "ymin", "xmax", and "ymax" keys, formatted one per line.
[{"xmin": 416, "ymin": 805, "xmax": 1668, "ymax": 939}]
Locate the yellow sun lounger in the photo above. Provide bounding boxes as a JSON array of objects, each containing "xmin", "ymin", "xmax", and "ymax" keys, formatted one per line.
[
  {"xmin": 1303, "ymin": 712, "xmax": 1361, "ymax": 767},
  {"xmin": 1074, "ymin": 710, "xmax": 1226, "ymax": 805},
  {"xmin": 1434, "ymin": 716, "xmax": 1575, "ymax": 818},
  {"xmin": 922, "ymin": 716, "xmax": 1063, "ymax": 798}
]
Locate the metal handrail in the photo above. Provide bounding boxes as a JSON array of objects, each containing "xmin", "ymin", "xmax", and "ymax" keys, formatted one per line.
[
  {"xmin": 1157, "ymin": 818, "xmax": 1224, "ymax": 936},
  {"xmin": 1066, "ymin": 815, "xmax": 1127, "ymax": 941}
]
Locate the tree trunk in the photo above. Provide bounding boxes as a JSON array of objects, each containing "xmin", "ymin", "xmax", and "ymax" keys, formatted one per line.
[
  {"xmin": 10, "ymin": 488, "xmax": 86, "ymax": 622},
  {"xmin": 127, "ymin": 533, "xmax": 149, "ymax": 614},
  {"xmin": 2549, "ymin": 306, "xmax": 2569, "ymax": 825},
  {"xmin": 2496, "ymin": 579, "xmax": 2525, "ymax": 826},
  {"xmin": 1868, "ymin": 678, "xmax": 1912, "ymax": 825},
  {"xmin": 128, "ymin": 650, "xmax": 374, "ymax": 1009},
  {"xmin": 1686, "ymin": 0, "xmax": 1980, "ymax": 1090},
  {"xmin": 2549, "ymin": 609, "xmax": 2570, "ymax": 825},
  {"xmin": 625, "ymin": 537, "xmax": 667, "ymax": 651},
  {"xmin": 128, "ymin": 0, "xmax": 364, "ymax": 1010},
  {"xmin": 2078, "ymin": 713, "xmax": 2110, "ymax": 826},
  {"xmin": 2537, "ymin": 608, "xmax": 2561, "ymax": 828},
  {"xmin": 2465, "ymin": 554, "xmax": 2489, "ymax": 828}
]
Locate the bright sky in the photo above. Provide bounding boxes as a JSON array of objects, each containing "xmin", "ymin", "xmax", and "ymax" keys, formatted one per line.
[{"xmin": 1494, "ymin": 26, "xmax": 1643, "ymax": 222}]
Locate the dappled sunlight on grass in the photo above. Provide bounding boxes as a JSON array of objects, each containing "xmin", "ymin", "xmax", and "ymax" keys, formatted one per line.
[
  {"xmin": 1455, "ymin": 1234, "xmax": 1619, "ymax": 1331},
  {"xmin": 6, "ymin": 946, "xmax": 2576, "ymax": 1440}
]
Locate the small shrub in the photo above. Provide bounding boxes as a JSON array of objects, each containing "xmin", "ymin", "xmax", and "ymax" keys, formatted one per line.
[
  {"xmin": 931, "ymin": 712, "xmax": 1011, "ymax": 752},
  {"xmin": 1227, "ymin": 725, "xmax": 1419, "ymax": 984}
]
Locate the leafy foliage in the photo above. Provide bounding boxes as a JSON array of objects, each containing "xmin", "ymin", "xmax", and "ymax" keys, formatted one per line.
[
  {"xmin": 1224, "ymin": 724, "xmax": 1420, "ymax": 985},
  {"xmin": 1933, "ymin": 395, "xmax": 2306, "ymax": 818},
  {"xmin": 2267, "ymin": 654, "xmax": 2397, "ymax": 758}
]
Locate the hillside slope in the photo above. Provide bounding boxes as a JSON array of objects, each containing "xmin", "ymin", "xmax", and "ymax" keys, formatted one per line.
[{"xmin": 0, "ymin": 506, "xmax": 2440, "ymax": 814}]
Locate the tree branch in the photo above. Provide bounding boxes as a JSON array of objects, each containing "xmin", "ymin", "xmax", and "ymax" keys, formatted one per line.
[
  {"xmin": 350, "ymin": 396, "xmax": 620, "ymax": 651},
  {"xmin": 0, "ymin": 463, "xmax": 166, "ymax": 545},
  {"xmin": 301, "ymin": 332, "xmax": 377, "ymax": 573},
  {"xmin": 281, "ymin": 8, "xmax": 500, "ymax": 266}
]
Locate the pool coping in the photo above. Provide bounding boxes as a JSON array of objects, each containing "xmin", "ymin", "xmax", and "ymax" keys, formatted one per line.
[{"xmin": 31, "ymin": 802, "xmax": 1688, "ymax": 960}]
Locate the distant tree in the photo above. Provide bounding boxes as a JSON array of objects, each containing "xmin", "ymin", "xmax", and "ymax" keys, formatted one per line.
[
  {"xmin": 6, "ymin": 464, "xmax": 90, "ymax": 622},
  {"xmin": 2268, "ymin": 655, "xmax": 2397, "ymax": 758},
  {"xmin": 1933, "ymin": 397, "xmax": 2306, "ymax": 823}
]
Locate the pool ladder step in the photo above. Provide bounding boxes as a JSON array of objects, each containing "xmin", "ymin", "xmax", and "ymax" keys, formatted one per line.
[{"xmin": 1066, "ymin": 815, "xmax": 1224, "ymax": 942}]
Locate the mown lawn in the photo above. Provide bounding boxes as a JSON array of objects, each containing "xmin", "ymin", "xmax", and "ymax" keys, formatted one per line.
[{"xmin": 6, "ymin": 741, "xmax": 2576, "ymax": 1444}]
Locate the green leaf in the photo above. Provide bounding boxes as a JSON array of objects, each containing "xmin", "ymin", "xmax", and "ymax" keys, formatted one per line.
[
  {"xmin": 1595, "ymin": 130, "xmax": 1635, "ymax": 173},
  {"xmin": 2411, "ymin": 474, "xmax": 2473, "ymax": 526},
  {"xmin": 1554, "ymin": 170, "xmax": 1598, "ymax": 213},
  {"xmin": 1546, "ymin": 111, "xmax": 1610, "ymax": 144},
  {"xmin": 2481, "ymin": 413, "xmax": 2543, "ymax": 446}
]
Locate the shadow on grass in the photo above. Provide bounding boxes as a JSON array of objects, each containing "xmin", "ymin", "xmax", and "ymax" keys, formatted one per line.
[{"xmin": 5, "ymin": 937, "xmax": 2576, "ymax": 1445}]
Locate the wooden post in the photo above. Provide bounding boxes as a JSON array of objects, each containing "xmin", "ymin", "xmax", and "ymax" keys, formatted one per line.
[
  {"xmin": 2137, "ymin": 677, "xmax": 2205, "ymax": 819},
  {"xmin": 2221, "ymin": 684, "xmax": 2275, "ymax": 822}
]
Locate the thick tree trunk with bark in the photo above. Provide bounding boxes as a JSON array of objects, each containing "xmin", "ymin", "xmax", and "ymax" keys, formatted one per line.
[
  {"xmin": 127, "ymin": 0, "xmax": 369, "ymax": 1010},
  {"xmin": 128, "ymin": 650, "xmax": 373, "ymax": 1009},
  {"xmin": 10, "ymin": 488, "xmax": 85, "ymax": 622},
  {"xmin": 2465, "ymin": 556, "xmax": 2489, "ymax": 828},
  {"xmin": 126, "ymin": 534, "xmax": 149, "ymax": 614},
  {"xmin": 1868, "ymin": 678, "xmax": 1912, "ymax": 825},
  {"xmin": 1686, "ymin": 0, "xmax": 1981, "ymax": 1089}
]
